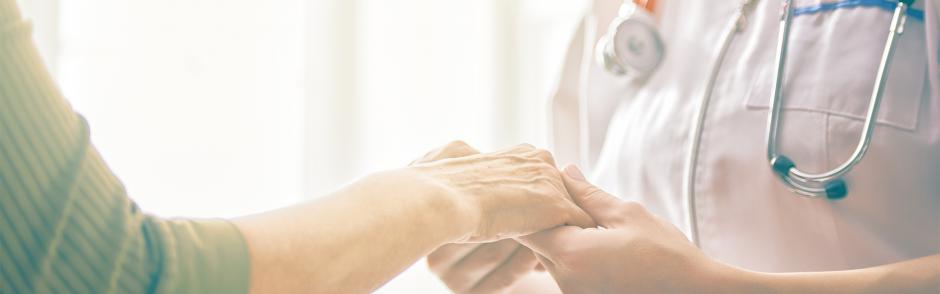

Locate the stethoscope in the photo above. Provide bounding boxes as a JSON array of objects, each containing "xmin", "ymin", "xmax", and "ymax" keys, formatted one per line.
[
  {"xmin": 597, "ymin": 0, "xmax": 916, "ymax": 200},
  {"xmin": 595, "ymin": 0, "xmax": 663, "ymax": 77}
]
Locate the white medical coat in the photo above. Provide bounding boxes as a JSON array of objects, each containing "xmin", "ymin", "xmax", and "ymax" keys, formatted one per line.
[{"xmin": 550, "ymin": 0, "xmax": 940, "ymax": 272}]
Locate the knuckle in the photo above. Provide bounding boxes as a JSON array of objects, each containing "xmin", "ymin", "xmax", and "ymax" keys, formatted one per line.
[
  {"xmin": 533, "ymin": 148, "xmax": 550, "ymax": 157},
  {"xmin": 533, "ymin": 149, "xmax": 556, "ymax": 163},
  {"xmin": 442, "ymin": 140, "xmax": 473, "ymax": 155},
  {"xmin": 445, "ymin": 140, "xmax": 470, "ymax": 150},
  {"xmin": 516, "ymin": 143, "xmax": 536, "ymax": 151},
  {"xmin": 428, "ymin": 140, "xmax": 477, "ymax": 160}
]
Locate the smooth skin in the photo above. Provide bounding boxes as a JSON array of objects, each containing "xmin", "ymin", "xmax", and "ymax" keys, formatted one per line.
[
  {"xmin": 233, "ymin": 141, "xmax": 594, "ymax": 293},
  {"xmin": 515, "ymin": 165, "xmax": 940, "ymax": 294}
]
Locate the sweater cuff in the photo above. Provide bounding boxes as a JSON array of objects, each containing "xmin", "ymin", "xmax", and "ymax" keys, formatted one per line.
[
  {"xmin": 0, "ymin": 0, "xmax": 22, "ymax": 25},
  {"xmin": 158, "ymin": 219, "xmax": 252, "ymax": 294}
]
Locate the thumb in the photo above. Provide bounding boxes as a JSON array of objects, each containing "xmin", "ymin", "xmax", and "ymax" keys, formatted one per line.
[{"xmin": 561, "ymin": 165, "xmax": 622, "ymax": 227}]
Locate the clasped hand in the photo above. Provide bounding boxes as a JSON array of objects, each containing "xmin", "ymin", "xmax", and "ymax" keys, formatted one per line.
[{"xmin": 415, "ymin": 142, "xmax": 720, "ymax": 294}]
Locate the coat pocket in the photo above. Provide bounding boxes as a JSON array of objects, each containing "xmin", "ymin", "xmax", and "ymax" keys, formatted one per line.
[{"xmin": 744, "ymin": 7, "xmax": 927, "ymax": 132}]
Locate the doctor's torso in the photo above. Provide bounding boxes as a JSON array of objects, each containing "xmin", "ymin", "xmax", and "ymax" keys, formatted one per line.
[{"xmin": 550, "ymin": 0, "xmax": 940, "ymax": 273}]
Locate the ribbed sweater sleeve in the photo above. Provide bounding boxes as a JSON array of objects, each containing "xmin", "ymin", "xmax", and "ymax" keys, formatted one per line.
[{"xmin": 0, "ymin": 1, "xmax": 251, "ymax": 293}]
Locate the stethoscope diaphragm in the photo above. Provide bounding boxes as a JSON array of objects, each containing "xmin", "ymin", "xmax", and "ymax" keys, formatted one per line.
[{"xmin": 596, "ymin": 2, "xmax": 664, "ymax": 77}]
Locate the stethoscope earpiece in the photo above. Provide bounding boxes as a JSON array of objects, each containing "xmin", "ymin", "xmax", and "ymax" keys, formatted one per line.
[
  {"xmin": 825, "ymin": 180, "xmax": 848, "ymax": 200},
  {"xmin": 771, "ymin": 155, "xmax": 848, "ymax": 200}
]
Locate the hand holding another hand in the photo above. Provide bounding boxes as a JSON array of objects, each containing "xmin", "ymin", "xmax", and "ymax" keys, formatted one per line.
[
  {"xmin": 408, "ymin": 141, "xmax": 594, "ymax": 243},
  {"xmin": 413, "ymin": 141, "xmax": 570, "ymax": 293},
  {"xmin": 518, "ymin": 166, "xmax": 740, "ymax": 294},
  {"xmin": 413, "ymin": 143, "xmax": 735, "ymax": 294}
]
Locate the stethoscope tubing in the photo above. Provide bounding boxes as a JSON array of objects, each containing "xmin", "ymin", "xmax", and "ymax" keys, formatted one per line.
[
  {"xmin": 597, "ymin": 0, "xmax": 914, "ymax": 246},
  {"xmin": 765, "ymin": 0, "xmax": 913, "ymax": 199}
]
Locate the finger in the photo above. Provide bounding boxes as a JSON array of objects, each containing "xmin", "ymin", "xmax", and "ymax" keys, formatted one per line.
[
  {"xmin": 427, "ymin": 243, "xmax": 483, "ymax": 275},
  {"xmin": 440, "ymin": 239, "xmax": 520, "ymax": 292},
  {"xmin": 467, "ymin": 246, "xmax": 539, "ymax": 293},
  {"xmin": 515, "ymin": 226, "xmax": 583, "ymax": 262},
  {"xmin": 561, "ymin": 165, "xmax": 623, "ymax": 227},
  {"xmin": 541, "ymin": 167, "xmax": 595, "ymax": 229},
  {"xmin": 528, "ymin": 148, "xmax": 557, "ymax": 167},
  {"xmin": 563, "ymin": 202, "xmax": 597, "ymax": 229},
  {"xmin": 532, "ymin": 253, "xmax": 554, "ymax": 272}
]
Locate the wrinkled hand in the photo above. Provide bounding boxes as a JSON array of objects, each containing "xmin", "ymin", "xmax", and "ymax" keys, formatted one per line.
[
  {"xmin": 407, "ymin": 141, "xmax": 593, "ymax": 242},
  {"xmin": 518, "ymin": 166, "xmax": 726, "ymax": 294},
  {"xmin": 414, "ymin": 141, "xmax": 551, "ymax": 293}
]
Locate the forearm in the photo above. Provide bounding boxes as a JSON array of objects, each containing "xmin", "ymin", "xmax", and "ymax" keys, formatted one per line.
[
  {"xmin": 748, "ymin": 254, "xmax": 940, "ymax": 293},
  {"xmin": 234, "ymin": 170, "xmax": 473, "ymax": 293}
]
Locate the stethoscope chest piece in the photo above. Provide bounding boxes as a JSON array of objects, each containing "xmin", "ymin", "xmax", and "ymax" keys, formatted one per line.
[{"xmin": 597, "ymin": 2, "xmax": 664, "ymax": 77}]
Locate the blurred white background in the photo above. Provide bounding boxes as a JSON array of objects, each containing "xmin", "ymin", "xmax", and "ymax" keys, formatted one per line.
[{"xmin": 16, "ymin": 0, "xmax": 588, "ymax": 292}]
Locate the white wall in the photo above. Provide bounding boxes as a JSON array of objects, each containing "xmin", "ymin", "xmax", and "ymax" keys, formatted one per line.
[{"xmin": 53, "ymin": 0, "xmax": 308, "ymax": 218}]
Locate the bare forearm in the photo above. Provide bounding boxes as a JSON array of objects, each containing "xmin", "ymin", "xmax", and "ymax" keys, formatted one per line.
[
  {"xmin": 233, "ymin": 170, "xmax": 472, "ymax": 293},
  {"xmin": 720, "ymin": 254, "xmax": 940, "ymax": 293},
  {"xmin": 230, "ymin": 143, "xmax": 589, "ymax": 293}
]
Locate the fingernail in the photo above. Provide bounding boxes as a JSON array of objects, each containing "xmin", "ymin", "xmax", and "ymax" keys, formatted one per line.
[{"xmin": 565, "ymin": 165, "xmax": 586, "ymax": 181}]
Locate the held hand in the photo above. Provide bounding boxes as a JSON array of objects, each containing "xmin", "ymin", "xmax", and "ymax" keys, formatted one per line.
[
  {"xmin": 414, "ymin": 142, "xmax": 544, "ymax": 293},
  {"xmin": 407, "ymin": 142, "xmax": 595, "ymax": 243},
  {"xmin": 427, "ymin": 241, "xmax": 540, "ymax": 294},
  {"xmin": 517, "ymin": 166, "xmax": 736, "ymax": 294}
]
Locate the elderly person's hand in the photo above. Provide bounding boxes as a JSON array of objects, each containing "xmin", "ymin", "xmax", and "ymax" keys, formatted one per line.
[
  {"xmin": 407, "ymin": 141, "xmax": 594, "ymax": 242},
  {"xmin": 237, "ymin": 142, "xmax": 596, "ymax": 293},
  {"xmin": 414, "ymin": 142, "xmax": 545, "ymax": 294}
]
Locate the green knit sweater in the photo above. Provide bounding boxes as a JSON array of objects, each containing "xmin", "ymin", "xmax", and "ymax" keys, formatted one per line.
[{"xmin": 0, "ymin": 1, "xmax": 251, "ymax": 293}]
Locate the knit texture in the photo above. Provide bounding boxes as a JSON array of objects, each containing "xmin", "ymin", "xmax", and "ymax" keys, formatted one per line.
[{"xmin": 0, "ymin": 0, "xmax": 251, "ymax": 293}]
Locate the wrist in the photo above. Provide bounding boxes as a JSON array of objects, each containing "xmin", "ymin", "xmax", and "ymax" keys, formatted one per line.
[
  {"xmin": 378, "ymin": 168, "xmax": 479, "ymax": 244},
  {"xmin": 687, "ymin": 257, "xmax": 772, "ymax": 294}
]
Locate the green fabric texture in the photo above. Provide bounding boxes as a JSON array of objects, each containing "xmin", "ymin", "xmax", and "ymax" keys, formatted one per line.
[{"xmin": 0, "ymin": 0, "xmax": 251, "ymax": 292}]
